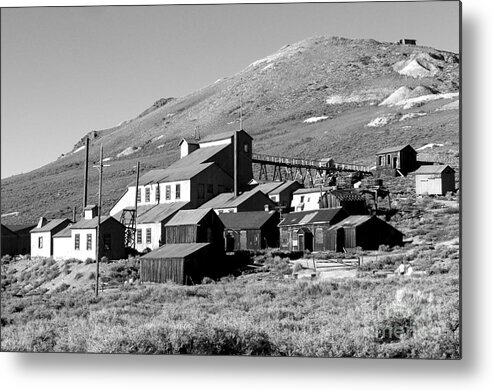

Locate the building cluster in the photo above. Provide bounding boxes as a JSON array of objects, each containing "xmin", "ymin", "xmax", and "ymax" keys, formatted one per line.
[{"xmin": 1, "ymin": 129, "xmax": 457, "ymax": 285}]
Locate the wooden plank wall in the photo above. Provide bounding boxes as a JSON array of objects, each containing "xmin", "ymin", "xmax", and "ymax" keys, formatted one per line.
[{"xmin": 140, "ymin": 258, "xmax": 185, "ymax": 284}]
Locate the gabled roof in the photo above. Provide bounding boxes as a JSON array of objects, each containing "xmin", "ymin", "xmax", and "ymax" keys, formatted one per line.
[
  {"xmin": 4, "ymin": 224, "xmax": 37, "ymax": 233},
  {"xmin": 254, "ymin": 180, "xmax": 301, "ymax": 195},
  {"xmin": 137, "ymin": 202, "xmax": 189, "ymax": 224},
  {"xmin": 376, "ymin": 144, "xmax": 416, "ymax": 155},
  {"xmin": 329, "ymin": 215, "xmax": 403, "ymax": 235},
  {"xmin": 165, "ymin": 208, "xmax": 213, "ymax": 226},
  {"xmin": 269, "ymin": 180, "xmax": 302, "ymax": 195},
  {"xmin": 293, "ymin": 186, "xmax": 333, "ymax": 195},
  {"xmin": 141, "ymin": 242, "xmax": 210, "ymax": 259},
  {"xmin": 30, "ymin": 218, "xmax": 72, "ymax": 233},
  {"xmin": 329, "ymin": 189, "xmax": 365, "ymax": 202},
  {"xmin": 53, "ymin": 225, "xmax": 73, "ymax": 238},
  {"xmin": 1, "ymin": 224, "xmax": 18, "ymax": 236},
  {"xmin": 199, "ymin": 129, "xmax": 252, "ymax": 143},
  {"xmin": 278, "ymin": 208, "xmax": 347, "ymax": 227},
  {"xmin": 129, "ymin": 143, "xmax": 230, "ymax": 186},
  {"xmin": 329, "ymin": 215, "xmax": 373, "ymax": 229},
  {"xmin": 219, "ymin": 211, "xmax": 279, "ymax": 230},
  {"xmin": 198, "ymin": 189, "xmax": 272, "ymax": 210},
  {"xmin": 135, "ymin": 162, "xmax": 215, "ymax": 186},
  {"xmin": 415, "ymin": 165, "xmax": 455, "ymax": 175},
  {"xmin": 71, "ymin": 216, "xmax": 121, "ymax": 229},
  {"xmin": 254, "ymin": 181, "xmax": 285, "ymax": 194}
]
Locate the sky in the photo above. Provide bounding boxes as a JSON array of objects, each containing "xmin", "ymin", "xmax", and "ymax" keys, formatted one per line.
[{"xmin": 0, "ymin": 1, "xmax": 460, "ymax": 178}]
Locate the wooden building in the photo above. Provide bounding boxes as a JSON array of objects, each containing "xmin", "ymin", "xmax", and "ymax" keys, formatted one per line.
[
  {"xmin": 140, "ymin": 243, "xmax": 212, "ymax": 285},
  {"xmin": 1, "ymin": 225, "xmax": 19, "ymax": 256},
  {"xmin": 375, "ymin": 145, "xmax": 417, "ymax": 177},
  {"xmin": 198, "ymin": 189, "xmax": 276, "ymax": 214},
  {"xmin": 111, "ymin": 129, "xmax": 254, "ymax": 216},
  {"xmin": 69, "ymin": 215, "xmax": 126, "ymax": 261},
  {"xmin": 140, "ymin": 208, "xmax": 225, "ymax": 284},
  {"xmin": 254, "ymin": 180, "xmax": 303, "ymax": 212},
  {"xmin": 1, "ymin": 223, "xmax": 36, "ymax": 256},
  {"xmin": 415, "ymin": 165, "xmax": 456, "ymax": 195},
  {"xmin": 30, "ymin": 218, "xmax": 72, "ymax": 258},
  {"xmin": 219, "ymin": 210, "xmax": 280, "ymax": 251},
  {"xmin": 164, "ymin": 208, "xmax": 225, "ymax": 251},
  {"xmin": 327, "ymin": 215, "xmax": 404, "ymax": 251},
  {"xmin": 278, "ymin": 208, "xmax": 349, "ymax": 252},
  {"xmin": 291, "ymin": 187, "xmax": 367, "ymax": 215}
]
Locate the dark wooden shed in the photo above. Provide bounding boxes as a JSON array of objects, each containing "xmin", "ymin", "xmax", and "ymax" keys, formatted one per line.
[
  {"xmin": 1, "ymin": 225, "xmax": 19, "ymax": 256},
  {"xmin": 5, "ymin": 224, "xmax": 36, "ymax": 255},
  {"xmin": 376, "ymin": 145, "xmax": 417, "ymax": 177},
  {"xmin": 320, "ymin": 189, "xmax": 368, "ymax": 215},
  {"xmin": 327, "ymin": 215, "xmax": 404, "ymax": 251},
  {"xmin": 140, "ymin": 243, "xmax": 212, "ymax": 284},
  {"xmin": 164, "ymin": 208, "xmax": 224, "ymax": 251},
  {"xmin": 278, "ymin": 208, "xmax": 349, "ymax": 252},
  {"xmin": 219, "ymin": 210, "xmax": 280, "ymax": 251}
]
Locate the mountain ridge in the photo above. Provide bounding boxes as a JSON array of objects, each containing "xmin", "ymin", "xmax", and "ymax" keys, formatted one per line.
[{"xmin": 1, "ymin": 35, "xmax": 460, "ymax": 224}]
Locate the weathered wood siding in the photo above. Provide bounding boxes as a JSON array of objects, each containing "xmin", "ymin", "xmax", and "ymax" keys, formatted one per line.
[
  {"xmin": 141, "ymin": 258, "xmax": 185, "ymax": 284},
  {"xmin": 166, "ymin": 225, "xmax": 198, "ymax": 244}
]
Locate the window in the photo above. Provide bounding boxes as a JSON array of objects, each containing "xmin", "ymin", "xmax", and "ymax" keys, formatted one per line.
[
  {"xmin": 75, "ymin": 234, "xmax": 80, "ymax": 250},
  {"xmin": 145, "ymin": 187, "xmax": 150, "ymax": 203},
  {"xmin": 136, "ymin": 229, "xmax": 142, "ymax": 244},
  {"xmin": 300, "ymin": 196, "xmax": 305, "ymax": 203},
  {"xmin": 166, "ymin": 185, "xmax": 171, "ymax": 200},
  {"xmin": 207, "ymin": 184, "xmax": 213, "ymax": 195},
  {"xmin": 155, "ymin": 185, "xmax": 160, "ymax": 202},
  {"xmin": 146, "ymin": 228, "xmax": 152, "ymax": 244},
  {"xmin": 103, "ymin": 234, "xmax": 111, "ymax": 252},
  {"xmin": 175, "ymin": 184, "xmax": 181, "ymax": 200},
  {"xmin": 244, "ymin": 143, "xmax": 249, "ymax": 153},
  {"xmin": 38, "ymin": 236, "xmax": 43, "ymax": 249},
  {"xmin": 387, "ymin": 154, "xmax": 391, "ymax": 165},
  {"xmin": 379, "ymin": 156, "xmax": 384, "ymax": 166},
  {"xmin": 198, "ymin": 184, "xmax": 205, "ymax": 199},
  {"xmin": 87, "ymin": 234, "xmax": 92, "ymax": 250},
  {"xmin": 137, "ymin": 188, "xmax": 141, "ymax": 203}
]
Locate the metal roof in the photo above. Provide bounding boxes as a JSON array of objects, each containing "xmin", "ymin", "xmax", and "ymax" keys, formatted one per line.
[
  {"xmin": 130, "ymin": 144, "xmax": 230, "ymax": 186},
  {"xmin": 278, "ymin": 208, "xmax": 347, "ymax": 227},
  {"xmin": 329, "ymin": 215, "xmax": 373, "ymax": 229},
  {"xmin": 219, "ymin": 210, "xmax": 279, "ymax": 230},
  {"xmin": 30, "ymin": 218, "xmax": 72, "ymax": 233},
  {"xmin": 199, "ymin": 129, "xmax": 252, "ymax": 143},
  {"xmin": 4, "ymin": 224, "xmax": 36, "ymax": 233},
  {"xmin": 376, "ymin": 144, "xmax": 415, "ymax": 155},
  {"xmin": 415, "ymin": 165, "xmax": 454, "ymax": 174},
  {"xmin": 254, "ymin": 181, "xmax": 285, "ymax": 194},
  {"xmin": 165, "ymin": 208, "xmax": 213, "ymax": 226},
  {"xmin": 137, "ymin": 202, "xmax": 189, "ymax": 224},
  {"xmin": 293, "ymin": 186, "xmax": 334, "ymax": 195},
  {"xmin": 270, "ymin": 180, "xmax": 301, "ymax": 195},
  {"xmin": 141, "ymin": 242, "xmax": 210, "ymax": 259},
  {"xmin": 70, "ymin": 216, "xmax": 118, "ymax": 229},
  {"xmin": 198, "ymin": 189, "xmax": 271, "ymax": 209},
  {"xmin": 329, "ymin": 189, "xmax": 365, "ymax": 202},
  {"xmin": 53, "ymin": 225, "xmax": 73, "ymax": 238}
]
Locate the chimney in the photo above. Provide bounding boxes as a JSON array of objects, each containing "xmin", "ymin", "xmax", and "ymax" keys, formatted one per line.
[
  {"xmin": 180, "ymin": 139, "xmax": 199, "ymax": 159},
  {"xmin": 233, "ymin": 130, "xmax": 239, "ymax": 197},
  {"xmin": 84, "ymin": 205, "xmax": 98, "ymax": 220},
  {"xmin": 37, "ymin": 217, "xmax": 48, "ymax": 228}
]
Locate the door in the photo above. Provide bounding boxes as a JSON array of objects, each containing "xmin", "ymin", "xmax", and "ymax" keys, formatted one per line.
[
  {"xmin": 298, "ymin": 234, "xmax": 304, "ymax": 251},
  {"xmin": 393, "ymin": 156, "xmax": 398, "ymax": 169},
  {"xmin": 225, "ymin": 232, "xmax": 235, "ymax": 252},
  {"xmin": 240, "ymin": 230, "xmax": 247, "ymax": 250},
  {"xmin": 304, "ymin": 232, "xmax": 313, "ymax": 252},
  {"xmin": 336, "ymin": 228, "xmax": 345, "ymax": 253}
]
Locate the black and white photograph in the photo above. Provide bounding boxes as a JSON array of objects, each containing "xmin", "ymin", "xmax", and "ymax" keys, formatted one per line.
[{"xmin": 1, "ymin": 0, "xmax": 462, "ymax": 362}]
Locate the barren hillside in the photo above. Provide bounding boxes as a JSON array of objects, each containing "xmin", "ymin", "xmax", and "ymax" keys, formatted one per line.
[{"xmin": 1, "ymin": 36, "xmax": 459, "ymax": 224}]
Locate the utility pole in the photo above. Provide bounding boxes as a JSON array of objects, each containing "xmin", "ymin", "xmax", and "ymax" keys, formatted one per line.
[
  {"xmin": 133, "ymin": 161, "xmax": 140, "ymax": 249},
  {"xmin": 95, "ymin": 145, "xmax": 103, "ymax": 297},
  {"xmin": 83, "ymin": 138, "xmax": 90, "ymax": 211}
]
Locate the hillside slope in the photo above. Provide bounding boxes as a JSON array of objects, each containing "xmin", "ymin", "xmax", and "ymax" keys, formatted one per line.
[{"xmin": 1, "ymin": 36, "xmax": 460, "ymax": 224}]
